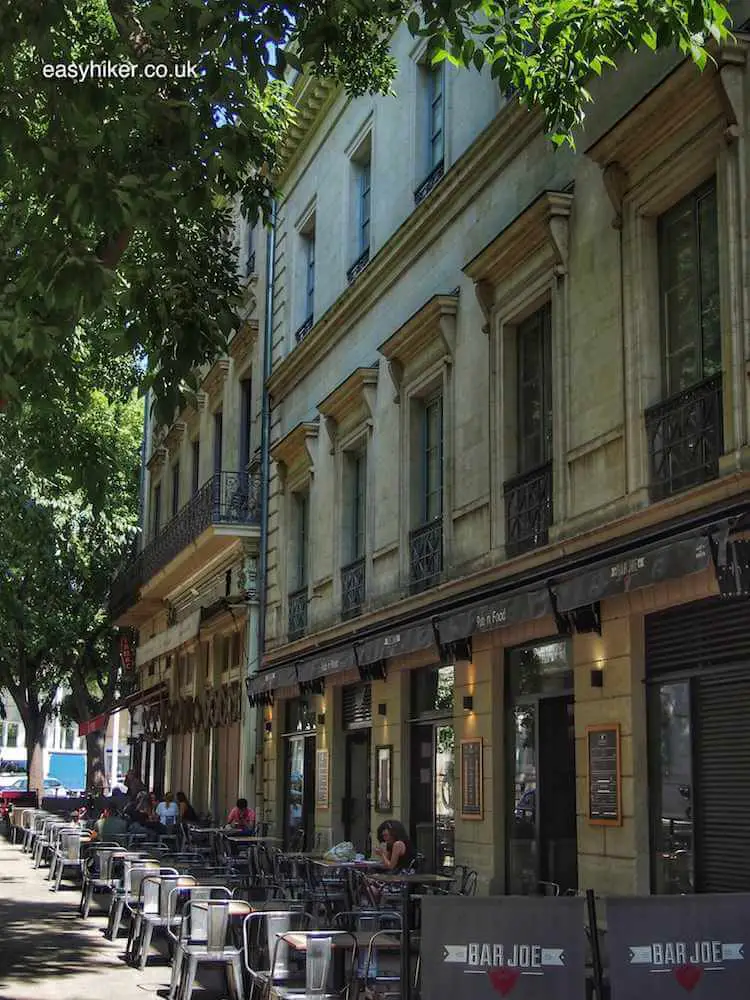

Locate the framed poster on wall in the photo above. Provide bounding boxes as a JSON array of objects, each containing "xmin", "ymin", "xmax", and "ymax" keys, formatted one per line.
[
  {"xmin": 460, "ymin": 737, "xmax": 483, "ymax": 820},
  {"xmin": 586, "ymin": 723, "xmax": 622, "ymax": 826},
  {"xmin": 315, "ymin": 748, "xmax": 330, "ymax": 809},
  {"xmin": 375, "ymin": 744, "xmax": 393, "ymax": 812}
]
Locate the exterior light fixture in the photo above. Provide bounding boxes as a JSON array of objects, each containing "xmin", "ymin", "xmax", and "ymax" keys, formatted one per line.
[
  {"xmin": 377, "ymin": 703, "xmax": 387, "ymax": 717},
  {"xmin": 463, "ymin": 695, "xmax": 474, "ymax": 712}
]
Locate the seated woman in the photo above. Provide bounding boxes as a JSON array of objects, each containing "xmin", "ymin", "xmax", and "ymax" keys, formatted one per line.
[
  {"xmin": 155, "ymin": 791, "xmax": 180, "ymax": 829},
  {"xmin": 226, "ymin": 797, "xmax": 256, "ymax": 831},
  {"xmin": 373, "ymin": 820, "xmax": 417, "ymax": 872},
  {"xmin": 176, "ymin": 791, "xmax": 197, "ymax": 822}
]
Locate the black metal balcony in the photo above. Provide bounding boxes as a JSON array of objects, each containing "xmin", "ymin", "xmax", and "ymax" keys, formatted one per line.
[
  {"xmin": 341, "ymin": 557, "xmax": 366, "ymax": 619},
  {"xmin": 288, "ymin": 586, "xmax": 308, "ymax": 641},
  {"xmin": 409, "ymin": 518, "xmax": 443, "ymax": 594},
  {"xmin": 504, "ymin": 461, "xmax": 553, "ymax": 558},
  {"xmin": 414, "ymin": 160, "xmax": 444, "ymax": 206},
  {"xmin": 295, "ymin": 315, "xmax": 314, "ymax": 344},
  {"xmin": 347, "ymin": 247, "xmax": 370, "ymax": 284},
  {"xmin": 109, "ymin": 471, "xmax": 261, "ymax": 618},
  {"xmin": 645, "ymin": 373, "xmax": 723, "ymax": 502}
]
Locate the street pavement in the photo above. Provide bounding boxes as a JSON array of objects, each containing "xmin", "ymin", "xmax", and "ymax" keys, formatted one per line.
[{"xmin": 0, "ymin": 838, "xmax": 230, "ymax": 1000}]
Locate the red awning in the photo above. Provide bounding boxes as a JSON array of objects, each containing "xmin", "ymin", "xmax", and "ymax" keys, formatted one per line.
[{"xmin": 78, "ymin": 713, "xmax": 109, "ymax": 737}]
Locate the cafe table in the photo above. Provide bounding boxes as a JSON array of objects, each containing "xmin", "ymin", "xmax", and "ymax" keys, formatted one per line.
[{"xmin": 366, "ymin": 872, "xmax": 454, "ymax": 1000}]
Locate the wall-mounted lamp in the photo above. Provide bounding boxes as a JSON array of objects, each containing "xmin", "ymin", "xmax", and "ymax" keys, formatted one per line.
[
  {"xmin": 264, "ymin": 720, "xmax": 273, "ymax": 734},
  {"xmin": 317, "ymin": 712, "xmax": 326, "ymax": 726},
  {"xmin": 463, "ymin": 695, "xmax": 474, "ymax": 712},
  {"xmin": 377, "ymin": 703, "xmax": 387, "ymax": 717},
  {"xmin": 590, "ymin": 669, "xmax": 604, "ymax": 689}
]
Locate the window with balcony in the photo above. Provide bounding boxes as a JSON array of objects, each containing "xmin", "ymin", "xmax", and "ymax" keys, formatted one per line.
[
  {"xmin": 289, "ymin": 490, "xmax": 310, "ymax": 640},
  {"xmin": 341, "ymin": 449, "xmax": 367, "ymax": 618},
  {"xmin": 505, "ymin": 303, "xmax": 553, "ymax": 557},
  {"xmin": 415, "ymin": 61, "xmax": 445, "ymax": 204},
  {"xmin": 239, "ymin": 378, "xmax": 252, "ymax": 470},
  {"xmin": 646, "ymin": 179, "xmax": 723, "ymax": 500},
  {"xmin": 296, "ymin": 217, "xmax": 316, "ymax": 343},
  {"xmin": 213, "ymin": 410, "xmax": 223, "ymax": 475},
  {"xmin": 191, "ymin": 438, "xmax": 200, "ymax": 495},
  {"xmin": 171, "ymin": 462, "xmax": 180, "ymax": 518},
  {"xmin": 152, "ymin": 483, "xmax": 161, "ymax": 539},
  {"xmin": 410, "ymin": 393, "xmax": 443, "ymax": 593},
  {"xmin": 348, "ymin": 138, "xmax": 372, "ymax": 283}
]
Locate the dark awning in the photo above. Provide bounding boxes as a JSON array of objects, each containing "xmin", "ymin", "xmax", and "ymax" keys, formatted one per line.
[
  {"xmin": 245, "ymin": 665, "xmax": 298, "ymax": 705},
  {"xmin": 296, "ymin": 645, "xmax": 358, "ymax": 684},
  {"xmin": 356, "ymin": 620, "xmax": 438, "ymax": 667},
  {"xmin": 436, "ymin": 587, "xmax": 552, "ymax": 645},
  {"xmin": 552, "ymin": 532, "xmax": 712, "ymax": 613},
  {"xmin": 105, "ymin": 681, "xmax": 169, "ymax": 716}
]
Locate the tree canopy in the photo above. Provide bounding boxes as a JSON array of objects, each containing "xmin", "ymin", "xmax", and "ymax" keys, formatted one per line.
[
  {"xmin": 0, "ymin": 351, "xmax": 142, "ymax": 790},
  {"xmin": 0, "ymin": 0, "xmax": 732, "ymax": 421}
]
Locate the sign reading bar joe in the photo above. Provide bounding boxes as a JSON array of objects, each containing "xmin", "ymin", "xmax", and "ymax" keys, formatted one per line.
[
  {"xmin": 421, "ymin": 895, "xmax": 586, "ymax": 999},
  {"xmin": 608, "ymin": 894, "xmax": 750, "ymax": 997}
]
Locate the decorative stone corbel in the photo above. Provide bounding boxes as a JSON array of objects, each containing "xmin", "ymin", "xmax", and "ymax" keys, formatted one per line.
[
  {"xmin": 387, "ymin": 359, "xmax": 404, "ymax": 404},
  {"xmin": 547, "ymin": 197, "xmax": 572, "ymax": 270},
  {"xmin": 274, "ymin": 459, "xmax": 288, "ymax": 494},
  {"xmin": 601, "ymin": 162, "xmax": 629, "ymax": 230},
  {"xmin": 361, "ymin": 381, "xmax": 377, "ymax": 422},
  {"xmin": 196, "ymin": 391, "xmax": 209, "ymax": 412},
  {"xmin": 716, "ymin": 44, "xmax": 747, "ymax": 136},
  {"xmin": 324, "ymin": 415, "xmax": 338, "ymax": 455},
  {"xmin": 474, "ymin": 280, "xmax": 494, "ymax": 335}
]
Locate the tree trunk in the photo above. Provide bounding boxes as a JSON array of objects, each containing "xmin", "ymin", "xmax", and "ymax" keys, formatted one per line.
[
  {"xmin": 86, "ymin": 729, "xmax": 107, "ymax": 793},
  {"xmin": 25, "ymin": 720, "xmax": 45, "ymax": 803}
]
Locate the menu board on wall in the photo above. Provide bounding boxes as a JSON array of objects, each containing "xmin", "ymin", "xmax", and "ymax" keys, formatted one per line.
[
  {"xmin": 460, "ymin": 738, "xmax": 483, "ymax": 820},
  {"xmin": 316, "ymin": 748, "xmax": 330, "ymax": 810},
  {"xmin": 587, "ymin": 724, "xmax": 622, "ymax": 826}
]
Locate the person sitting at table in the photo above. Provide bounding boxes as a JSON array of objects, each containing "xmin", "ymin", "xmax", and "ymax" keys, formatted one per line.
[
  {"xmin": 95, "ymin": 804, "xmax": 129, "ymax": 843},
  {"xmin": 374, "ymin": 820, "xmax": 417, "ymax": 872},
  {"xmin": 155, "ymin": 791, "xmax": 180, "ymax": 828},
  {"xmin": 226, "ymin": 797, "xmax": 256, "ymax": 831}
]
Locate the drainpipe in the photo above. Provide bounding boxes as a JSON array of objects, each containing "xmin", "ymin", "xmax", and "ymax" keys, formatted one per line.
[
  {"xmin": 137, "ymin": 388, "xmax": 149, "ymax": 540},
  {"xmin": 252, "ymin": 200, "xmax": 277, "ymax": 822}
]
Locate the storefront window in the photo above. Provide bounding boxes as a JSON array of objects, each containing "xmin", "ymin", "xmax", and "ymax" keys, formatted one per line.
[
  {"xmin": 411, "ymin": 663, "xmax": 455, "ymax": 717},
  {"xmin": 649, "ymin": 681, "xmax": 694, "ymax": 894}
]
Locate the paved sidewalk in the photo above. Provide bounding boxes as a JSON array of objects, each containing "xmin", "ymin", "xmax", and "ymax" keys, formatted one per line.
[{"xmin": 0, "ymin": 838, "xmax": 230, "ymax": 1000}]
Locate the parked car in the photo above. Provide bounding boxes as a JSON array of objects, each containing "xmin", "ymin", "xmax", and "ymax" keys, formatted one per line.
[{"xmin": 3, "ymin": 777, "xmax": 69, "ymax": 798}]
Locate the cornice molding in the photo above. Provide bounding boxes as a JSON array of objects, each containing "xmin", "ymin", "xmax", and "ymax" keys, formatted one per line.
[
  {"xmin": 586, "ymin": 39, "xmax": 749, "ymax": 183},
  {"xmin": 163, "ymin": 420, "xmax": 187, "ymax": 455},
  {"xmin": 275, "ymin": 76, "xmax": 343, "ymax": 186},
  {"xmin": 267, "ymin": 100, "xmax": 541, "ymax": 404},
  {"xmin": 379, "ymin": 293, "xmax": 458, "ymax": 366},
  {"xmin": 229, "ymin": 319, "xmax": 259, "ymax": 368},
  {"xmin": 270, "ymin": 420, "xmax": 320, "ymax": 490},
  {"xmin": 200, "ymin": 358, "xmax": 231, "ymax": 401},
  {"xmin": 146, "ymin": 445, "xmax": 168, "ymax": 472},
  {"xmin": 317, "ymin": 366, "xmax": 379, "ymax": 452}
]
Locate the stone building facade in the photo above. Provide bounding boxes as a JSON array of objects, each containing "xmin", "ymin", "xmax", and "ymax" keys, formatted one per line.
[{"xmin": 248, "ymin": 19, "xmax": 750, "ymax": 897}]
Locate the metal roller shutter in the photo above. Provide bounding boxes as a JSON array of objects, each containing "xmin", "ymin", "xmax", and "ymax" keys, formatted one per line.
[
  {"xmin": 342, "ymin": 685, "xmax": 372, "ymax": 729},
  {"xmin": 646, "ymin": 597, "xmax": 750, "ymax": 675}
]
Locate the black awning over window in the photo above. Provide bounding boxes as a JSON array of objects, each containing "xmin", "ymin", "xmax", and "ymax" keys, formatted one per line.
[
  {"xmin": 296, "ymin": 645, "xmax": 358, "ymax": 684},
  {"xmin": 436, "ymin": 587, "xmax": 552, "ymax": 646},
  {"xmin": 245, "ymin": 665, "xmax": 298, "ymax": 705},
  {"xmin": 356, "ymin": 620, "xmax": 438, "ymax": 667},
  {"xmin": 552, "ymin": 533, "xmax": 712, "ymax": 613}
]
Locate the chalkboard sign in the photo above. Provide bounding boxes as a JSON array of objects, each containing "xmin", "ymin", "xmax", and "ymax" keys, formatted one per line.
[
  {"xmin": 316, "ymin": 748, "xmax": 330, "ymax": 810},
  {"xmin": 460, "ymin": 738, "xmax": 483, "ymax": 820},
  {"xmin": 587, "ymin": 724, "xmax": 621, "ymax": 826}
]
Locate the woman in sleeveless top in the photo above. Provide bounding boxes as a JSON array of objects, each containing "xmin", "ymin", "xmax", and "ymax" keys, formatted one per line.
[{"xmin": 374, "ymin": 820, "xmax": 417, "ymax": 872}]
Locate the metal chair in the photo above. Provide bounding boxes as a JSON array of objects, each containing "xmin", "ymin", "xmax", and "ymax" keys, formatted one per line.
[
  {"xmin": 50, "ymin": 829, "xmax": 90, "ymax": 891},
  {"xmin": 105, "ymin": 858, "xmax": 162, "ymax": 939},
  {"xmin": 242, "ymin": 909, "xmax": 313, "ymax": 1000},
  {"xmin": 167, "ymin": 885, "xmax": 234, "ymax": 1000},
  {"xmin": 271, "ymin": 929, "xmax": 359, "ymax": 1000},
  {"xmin": 79, "ymin": 843, "xmax": 123, "ymax": 918},
  {"xmin": 172, "ymin": 896, "xmax": 251, "ymax": 1000}
]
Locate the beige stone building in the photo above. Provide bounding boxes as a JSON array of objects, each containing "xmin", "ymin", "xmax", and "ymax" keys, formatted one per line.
[
  {"xmin": 109, "ymin": 211, "xmax": 266, "ymax": 822},
  {"xmin": 248, "ymin": 19, "xmax": 750, "ymax": 898}
]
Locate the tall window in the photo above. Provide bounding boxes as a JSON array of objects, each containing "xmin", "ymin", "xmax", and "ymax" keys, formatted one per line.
[
  {"xmin": 348, "ymin": 450, "xmax": 367, "ymax": 561},
  {"xmin": 239, "ymin": 378, "xmax": 252, "ymax": 470},
  {"xmin": 422, "ymin": 395, "xmax": 443, "ymax": 523},
  {"xmin": 191, "ymin": 438, "xmax": 200, "ymax": 495},
  {"xmin": 304, "ymin": 233, "xmax": 315, "ymax": 320},
  {"xmin": 152, "ymin": 483, "xmax": 161, "ymax": 538},
  {"xmin": 213, "ymin": 411, "xmax": 223, "ymax": 474},
  {"xmin": 171, "ymin": 462, "xmax": 180, "ymax": 518},
  {"xmin": 295, "ymin": 491, "xmax": 309, "ymax": 589},
  {"xmin": 658, "ymin": 180, "xmax": 721, "ymax": 396},
  {"xmin": 63, "ymin": 727, "xmax": 75, "ymax": 750},
  {"xmin": 6, "ymin": 723, "xmax": 18, "ymax": 748},
  {"xmin": 427, "ymin": 63, "xmax": 445, "ymax": 173},
  {"xmin": 358, "ymin": 159, "xmax": 371, "ymax": 256},
  {"xmin": 517, "ymin": 304, "xmax": 553, "ymax": 473}
]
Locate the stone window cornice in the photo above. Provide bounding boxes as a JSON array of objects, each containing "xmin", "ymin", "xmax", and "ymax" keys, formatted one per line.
[
  {"xmin": 318, "ymin": 365, "xmax": 379, "ymax": 453},
  {"xmin": 270, "ymin": 420, "xmax": 320, "ymax": 492},
  {"xmin": 378, "ymin": 293, "xmax": 458, "ymax": 402},
  {"xmin": 200, "ymin": 358, "xmax": 231, "ymax": 401},
  {"xmin": 229, "ymin": 319, "xmax": 259, "ymax": 370},
  {"xmin": 163, "ymin": 421, "xmax": 187, "ymax": 455},
  {"xmin": 147, "ymin": 445, "xmax": 168, "ymax": 472}
]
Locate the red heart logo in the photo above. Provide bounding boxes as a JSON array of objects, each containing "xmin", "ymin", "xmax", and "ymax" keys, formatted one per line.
[
  {"xmin": 488, "ymin": 966, "xmax": 521, "ymax": 996},
  {"xmin": 674, "ymin": 965, "xmax": 703, "ymax": 991}
]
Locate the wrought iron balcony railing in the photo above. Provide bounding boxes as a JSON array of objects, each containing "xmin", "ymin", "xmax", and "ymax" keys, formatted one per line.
[
  {"xmin": 645, "ymin": 373, "xmax": 723, "ymax": 502},
  {"xmin": 109, "ymin": 471, "xmax": 261, "ymax": 618},
  {"xmin": 288, "ymin": 586, "xmax": 308, "ymax": 641},
  {"xmin": 295, "ymin": 315, "xmax": 314, "ymax": 344},
  {"xmin": 341, "ymin": 557, "xmax": 366, "ymax": 619},
  {"xmin": 414, "ymin": 160, "xmax": 445, "ymax": 206},
  {"xmin": 409, "ymin": 518, "xmax": 443, "ymax": 594},
  {"xmin": 504, "ymin": 461, "xmax": 553, "ymax": 558},
  {"xmin": 346, "ymin": 247, "xmax": 370, "ymax": 284}
]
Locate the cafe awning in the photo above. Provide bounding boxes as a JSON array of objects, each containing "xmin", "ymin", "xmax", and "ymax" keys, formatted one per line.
[
  {"xmin": 78, "ymin": 713, "xmax": 109, "ymax": 738},
  {"xmin": 356, "ymin": 620, "xmax": 438, "ymax": 667},
  {"xmin": 103, "ymin": 681, "xmax": 169, "ymax": 718},
  {"xmin": 436, "ymin": 587, "xmax": 552, "ymax": 646},
  {"xmin": 245, "ymin": 665, "xmax": 298, "ymax": 706},
  {"xmin": 551, "ymin": 531, "xmax": 713, "ymax": 613},
  {"xmin": 296, "ymin": 645, "xmax": 358, "ymax": 685}
]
